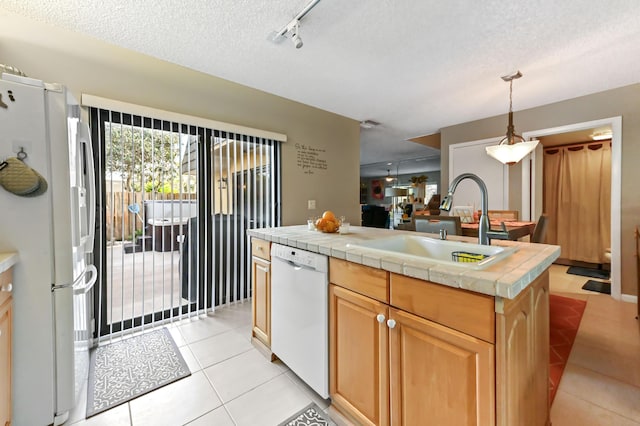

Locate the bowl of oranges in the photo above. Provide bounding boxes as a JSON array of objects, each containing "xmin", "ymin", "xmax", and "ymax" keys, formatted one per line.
[{"xmin": 314, "ymin": 210, "xmax": 341, "ymax": 233}]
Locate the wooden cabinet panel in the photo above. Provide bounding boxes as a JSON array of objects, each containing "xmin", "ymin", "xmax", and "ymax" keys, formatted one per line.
[
  {"xmin": 496, "ymin": 271, "xmax": 550, "ymax": 426},
  {"xmin": 391, "ymin": 273, "xmax": 495, "ymax": 343},
  {"xmin": 251, "ymin": 256, "xmax": 271, "ymax": 347},
  {"xmin": 251, "ymin": 238, "xmax": 271, "ymax": 260},
  {"xmin": 329, "ymin": 258, "xmax": 389, "ymax": 303},
  {"xmin": 0, "ymin": 267, "xmax": 12, "ymax": 426},
  {"xmin": 531, "ymin": 278, "xmax": 550, "ymax": 426},
  {"xmin": 0, "ymin": 269, "xmax": 11, "ymax": 307},
  {"xmin": 330, "ymin": 284, "xmax": 389, "ymax": 426},
  {"xmin": 389, "ymin": 307, "xmax": 495, "ymax": 426}
]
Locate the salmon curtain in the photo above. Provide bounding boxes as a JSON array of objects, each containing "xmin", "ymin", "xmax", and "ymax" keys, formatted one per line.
[{"xmin": 543, "ymin": 142, "xmax": 611, "ymax": 263}]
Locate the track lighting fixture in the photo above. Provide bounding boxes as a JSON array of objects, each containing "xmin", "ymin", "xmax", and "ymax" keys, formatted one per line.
[{"xmin": 269, "ymin": 0, "xmax": 322, "ymax": 49}]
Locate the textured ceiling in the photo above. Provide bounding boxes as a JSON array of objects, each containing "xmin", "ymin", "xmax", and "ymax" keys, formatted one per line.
[{"xmin": 2, "ymin": 0, "xmax": 640, "ymax": 178}]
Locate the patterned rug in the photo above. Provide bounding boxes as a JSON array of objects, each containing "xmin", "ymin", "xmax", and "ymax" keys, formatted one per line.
[
  {"xmin": 86, "ymin": 328, "xmax": 191, "ymax": 417},
  {"xmin": 549, "ymin": 294, "xmax": 587, "ymax": 404},
  {"xmin": 278, "ymin": 402, "xmax": 333, "ymax": 426}
]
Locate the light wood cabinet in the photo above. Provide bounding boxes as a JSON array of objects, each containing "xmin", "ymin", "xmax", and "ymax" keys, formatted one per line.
[
  {"xmin": 0, "ymin": 268, "xmax": 13, "ymax": 426},
  {"xmin": 330, "ymin": 257, "xmax": 551, "ymax": 426},
  {"xmin": 251, "ymin": 238, "xmax": 271, "ymax": 352},
  {"xmin": 389, "ymin": 307, "xmax": 494, "ymax": 426},
  {"xmin": 496, "ymin": 272, "xmax": 550, "ymax": 426},
  {"xmin": 329, "ymin": 284, "xmax": 389, "ymax": 426}
]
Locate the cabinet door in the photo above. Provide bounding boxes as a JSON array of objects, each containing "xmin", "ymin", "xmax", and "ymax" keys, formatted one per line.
[
  {"xmin": 330, "ymin": 284, "xmax": 389, "ymax": 426},
  {"xmin": 0, "ymin": 298, "xmax": 11, "ymax": 426},
  {"xmin": 389, "ymin": 307, "xmax": 495, "ymax": 426},
  {"xmin": 251, "ymin": 256, "xmax": 271, "ymax": 347}
]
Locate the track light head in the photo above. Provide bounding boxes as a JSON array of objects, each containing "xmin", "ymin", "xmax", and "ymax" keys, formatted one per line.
[
  {"xmin": 290, "ymin": 21, "xmax": 303, "ymax": 49},
  {"xmin": 291, "ymin": 33, "xmax": 303, "ymax": 49}
]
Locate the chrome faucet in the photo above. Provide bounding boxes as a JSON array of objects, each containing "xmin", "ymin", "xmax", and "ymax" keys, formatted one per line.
[{"xmin": 439, "ymin": 173, "xmax": 490, "ymax": 245}]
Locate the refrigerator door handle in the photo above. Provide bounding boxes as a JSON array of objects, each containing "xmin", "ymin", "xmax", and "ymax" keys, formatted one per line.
[
  {"xmin": 52, "ymin": 264, "xmax": 98, "ymax": 293},
  {"xmin": 52, "ymin": 282, "xmax": 74, "ymax": 291},
  {"xmin": 78, "ymin": 121, "xmax": 96, "ymax": 254},
  {"xmin": 82, "ymin": 264, "xmax": 98, "ymax": 294}
]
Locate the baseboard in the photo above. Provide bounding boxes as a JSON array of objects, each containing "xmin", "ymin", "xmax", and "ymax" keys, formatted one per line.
[{"xmin": 621, "ymin": 293, "xmax": 638, "ymax": 304}]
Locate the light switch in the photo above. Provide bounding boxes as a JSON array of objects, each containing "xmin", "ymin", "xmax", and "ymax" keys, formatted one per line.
[{"xmin": 308, "ymin": 200, "xmax": 316, "ymax": 210}]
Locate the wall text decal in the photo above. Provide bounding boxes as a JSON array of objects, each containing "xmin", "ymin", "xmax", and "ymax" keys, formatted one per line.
[{"xmin": 295, "ymin": 143, "xmax": 327, "ymax": 175}]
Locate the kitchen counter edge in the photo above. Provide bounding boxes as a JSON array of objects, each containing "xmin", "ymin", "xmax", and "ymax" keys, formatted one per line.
[
  {"xmin": 0, "ymin": 252, "xmax": 19, "ymax": 275},
  {"xmin": 247, "ymin": 225, "xmax": 560, "ymax": 300}
]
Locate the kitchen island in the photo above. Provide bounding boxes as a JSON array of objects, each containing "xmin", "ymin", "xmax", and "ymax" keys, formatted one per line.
[{"xmin": 248, "ymin": 225, "xmax": 560, "ymax": 426}]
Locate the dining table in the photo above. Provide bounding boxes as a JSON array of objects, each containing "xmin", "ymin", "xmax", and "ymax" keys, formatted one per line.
[{"xmin": 461, "ymin": 220, "xmax": 537, "ymax": 240}]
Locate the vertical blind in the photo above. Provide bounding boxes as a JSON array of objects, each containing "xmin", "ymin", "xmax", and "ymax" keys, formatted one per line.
[{"xmin": 89, "ymin": 106, "xmax": 281, "ymax": 340}]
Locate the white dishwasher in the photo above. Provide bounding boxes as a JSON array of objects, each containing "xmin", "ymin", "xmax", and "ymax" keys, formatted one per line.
[{"xmin": 271, "ymin": 243, "xmax": 329, "ymax": 399}]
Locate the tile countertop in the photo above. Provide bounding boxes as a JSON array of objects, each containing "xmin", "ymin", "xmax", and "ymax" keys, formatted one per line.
[
  {"xmin": 0, "ymin": 251, "xmax": 19, "ymax": 275},
  {"xmin": 247, "ymin": 225, "xmax": 560, "ymax": 300}
]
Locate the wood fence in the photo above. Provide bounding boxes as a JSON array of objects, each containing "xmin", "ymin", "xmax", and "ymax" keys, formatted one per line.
[{"xmin": 106, "ymin": 192, "xmax": 197, "ymax": 241}]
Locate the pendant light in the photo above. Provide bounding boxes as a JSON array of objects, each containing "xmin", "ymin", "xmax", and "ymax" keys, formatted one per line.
[
  {"xmin": 385, "ymin": 169, "xmax": 395, "ymax": 182},
  {"xmin": 485, "ymin": 71, "xmax": 539, "ymax": 165}
]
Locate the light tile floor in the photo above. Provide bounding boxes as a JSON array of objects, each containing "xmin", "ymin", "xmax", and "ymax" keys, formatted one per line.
[
  {"xmin": 67, "ymin": 264, "xmax": 639, "ymax": 425},
  {"xmin": 68, "ymin": 301, "xmax": 334, "ymax": 426},
  {"xmin": 549, "ymin": 264, "xmax": 640, "ymax": 425}
]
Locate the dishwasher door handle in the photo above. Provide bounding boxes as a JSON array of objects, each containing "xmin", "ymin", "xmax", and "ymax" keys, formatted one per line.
[{"xmin": 285, "ymin": 259, "xmax": 312, "ymax": 272}]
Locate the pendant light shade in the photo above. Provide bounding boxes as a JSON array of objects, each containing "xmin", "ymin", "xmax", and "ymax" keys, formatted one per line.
[
  {"xmin": 385, "ymin": 169, "xmax": 395, "ymax": 182},
  {"xmin": 485, "ymin": 71, "xmax": 539, "ymax": 165}
]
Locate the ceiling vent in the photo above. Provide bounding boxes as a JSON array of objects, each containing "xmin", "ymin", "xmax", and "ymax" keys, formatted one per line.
[{"xmin": 360, "ymin": 120, "xmax": 380, "ymax": 129}]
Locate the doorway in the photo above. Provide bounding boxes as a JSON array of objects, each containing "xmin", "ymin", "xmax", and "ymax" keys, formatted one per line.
[{"xmin": 522, "ymin": 117, "xmax": 622, "ymax": 299}]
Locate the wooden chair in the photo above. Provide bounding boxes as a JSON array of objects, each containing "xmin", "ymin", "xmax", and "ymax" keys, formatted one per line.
[
  {"xmin": 478, "ymin": 210, "xmax": 519, "ymax": 221},
  {"xmin": 531, "ymin": 214, "xmax": 548, "ymax": 243},
  {"xmin": 415, "ymin": 215, "xmax": 462, "ymax": 235}
]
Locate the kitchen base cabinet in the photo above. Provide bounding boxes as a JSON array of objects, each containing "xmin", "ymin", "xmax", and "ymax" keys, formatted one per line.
[
  {"xmin": 0, "ymin": 268, "xmax": 13, "ymax": 426},
  {"xmin": 329, "ymin": 284, "xmax": 494, "ymax": 426},
  {"xmin": 389, "ymin": 307, "xmax": 494, "ymax": 426},
  {"xmin": 329, "ymin": 285, "xmax": 389, "ymax": 426},
  {"xmin": 251, "ymin": 238, "xmax": 272, "ymax": 358},
  {"xmin": 329, "ymin": 257, "xmax": 550, "ymax": 426}
]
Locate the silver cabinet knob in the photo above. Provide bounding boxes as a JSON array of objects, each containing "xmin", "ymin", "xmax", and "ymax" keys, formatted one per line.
[
  {"xmin": 387, "ymin": 319, "xmax": 396, "ymax": 329},
  {"xmin": 1, "ymin": 283, "xmax": 12, "ymax": 292},
  {"xmin": 376, "ymin": 314, "xmax": 385, "ymax": 324}
]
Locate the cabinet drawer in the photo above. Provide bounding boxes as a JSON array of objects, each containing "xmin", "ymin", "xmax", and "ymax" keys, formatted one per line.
[
  {"xmin": 0, "ymin": 269, "xmax": 12, "ymax": 307},
  {"xmin": 251, "ymin": 238, "xmax": 271, "ymax": 261},
  {"xmin": 330, "ymin": 258, "xmax": 389, "ymax": 303},
  {"xmin": 390, "ymin": 273, "xmax": 495, "ymax": 343}
]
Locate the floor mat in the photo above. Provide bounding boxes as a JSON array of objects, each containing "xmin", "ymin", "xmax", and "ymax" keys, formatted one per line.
[
  {"xmin": 87, "ymin": 328, "xmax": 190, "ymax": 418},
  {"xmin": 278, "ymin": 402, "xmax": 333, "ymax": 426},
  {"xmin": 549, "ymin": 294, "xmax": 587, "ymax": 404},
  {"xmin": 582, "ymin": 279, "xmax": 611, "ymax": 294},
  {"xmin": 566, "ymin": 266, "xmax": 610, "ymax": 280}
]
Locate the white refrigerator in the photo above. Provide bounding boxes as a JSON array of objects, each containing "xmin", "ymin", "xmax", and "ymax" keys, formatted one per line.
[{"xmin": 0, "ymin": 73, "xmax": 97, "ymax": 425}]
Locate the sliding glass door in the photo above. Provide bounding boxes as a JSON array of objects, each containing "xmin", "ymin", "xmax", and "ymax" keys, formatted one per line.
[{"xmin": 90, "ymin": 107, "xmax": 280, "ymax": 340}]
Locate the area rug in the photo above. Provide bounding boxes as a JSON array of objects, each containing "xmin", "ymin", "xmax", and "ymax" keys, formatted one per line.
[
  {"xmin": 566, "ymin": 266, "xmax": 610, "ymax": 280},
  {"xmin": 278, "ymin": 402, "xmax": 332, "ymax": 426},
  {"xmin": 549, "ymin": 294, "xmax": 587, "ymax": 404},
  {"xmin": 87, "ymin": 328, "xmax": 191, "ymax": 417},
  {"xmin": 581, "ymin": 279, "xmax": 611, "ymax": 294}
]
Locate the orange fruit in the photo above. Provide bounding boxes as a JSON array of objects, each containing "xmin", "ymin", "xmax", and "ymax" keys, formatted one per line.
[
  {"xmin": 315, "ymin": 218, "xmax": 327, "ymax": 230},
  {"xmin": 325, "ymin": 221, "xmax": 336, "ymax": 233},
  {"xmin": 322, "ymin": 210, "xmax": 336, "ymax": 221}
]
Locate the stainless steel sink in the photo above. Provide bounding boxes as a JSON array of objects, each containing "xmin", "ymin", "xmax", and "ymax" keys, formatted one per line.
[{"xmin": 347, "ymin": 235, "xmax": 517, "ymax": 269}]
